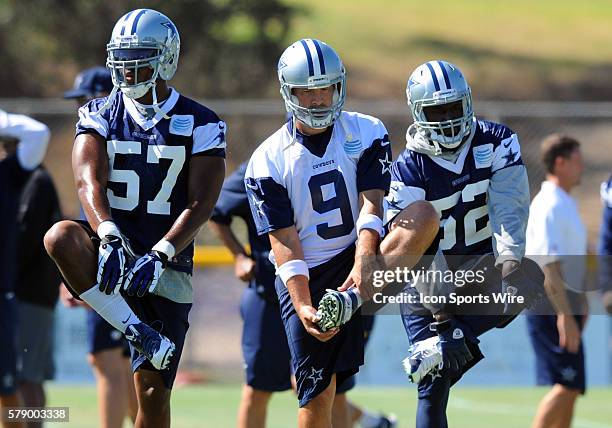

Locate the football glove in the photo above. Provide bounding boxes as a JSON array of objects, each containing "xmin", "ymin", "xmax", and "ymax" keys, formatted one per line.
[
  {"xmin": 124, "ymin": 251, "xmax": 168, "ymax": 297},
  {"xmin": 97, "ymin": 234, "xmax": 128, "ymax": 295},
  {"xmin": 501, "ymin": 257, "xmax": 546, "ymax": 315},
  {"xmin": 430, "ymin": 318, "xmax": 474, "ymax": 371}
]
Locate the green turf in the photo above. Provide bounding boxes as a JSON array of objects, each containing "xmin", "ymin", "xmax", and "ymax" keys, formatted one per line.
[{"xmin": 45, "ymin": 383, "xmax": 612, "ymax": 428}]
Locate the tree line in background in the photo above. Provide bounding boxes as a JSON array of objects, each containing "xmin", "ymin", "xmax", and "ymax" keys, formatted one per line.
[{"xmin": 0, "ymin": 0, "xmax": 296, "ymax": 97}]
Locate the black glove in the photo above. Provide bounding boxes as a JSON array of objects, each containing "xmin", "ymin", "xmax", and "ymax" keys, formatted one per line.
[{"xmin": 430, "ymin": 318, "xmax": 474, "ymax": 371}]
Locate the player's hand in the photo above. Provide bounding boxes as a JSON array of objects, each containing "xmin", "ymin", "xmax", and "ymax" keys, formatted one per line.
[
  {"xmin": 234, "ymin": 253, "xmax": 256, "ymax": 282},
  {"xmin": 298, "ymin": 304, "xmax": 339, "ymax": 342},
  {"xmin": 557, "ymin": 314, "xmax": 581, "ymax": 354},
  {"xmin": 97, "ymin": 234, "xmax": 129, "ymax": 294},
  {"xmin": 500, "ymin": 258, "xmax": 545, "ymax": 313},
  {"xmin": 431, "ymin": 318, "xmax": 474, "ymax": 371},
  {"xmin": 339, "ymin": 257, "xmax": 376, "ymax": 301},
  {"xmin": 124, "ymin": 251, "xmax": 168, "ymax": 298}
]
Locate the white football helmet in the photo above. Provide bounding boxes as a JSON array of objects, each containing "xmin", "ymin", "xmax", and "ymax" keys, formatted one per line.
[
  {"xmin": 278, "ymin": 39, "xmax": 346, "ymax": 129},
  {"xmin": 106, "ymin": 9, "xmax": 180, "ymax": 100},
  {"xmin": 406, "ymin": 60, "xmax": 473, "ymax": 155}
]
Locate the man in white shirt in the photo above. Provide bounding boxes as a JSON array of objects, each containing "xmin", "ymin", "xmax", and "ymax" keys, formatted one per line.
[{"xmin": 525, "ymin": 134, "xmax": 587, "ymax": 428}]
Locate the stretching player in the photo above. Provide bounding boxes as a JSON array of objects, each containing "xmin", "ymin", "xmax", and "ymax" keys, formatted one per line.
[
  {"xmin": 44, "ymin": 9, "xmax": 225, "ymax": 427},
  {"xmin": 246, "ymin": 39, "xmax": 437, "ymax": 428}
]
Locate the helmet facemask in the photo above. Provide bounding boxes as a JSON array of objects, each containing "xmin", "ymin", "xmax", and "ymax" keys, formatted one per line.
[
  {"xmin": 281, "ymin": 78, "xmax": 345, "ymax": 130},
  {"xmin": 410, "ymin": 88, "xmax": 473, "ymax": 154},
  {"xmin": 106, "ymin": 47, "xmax": 162, "ymax": 99}
]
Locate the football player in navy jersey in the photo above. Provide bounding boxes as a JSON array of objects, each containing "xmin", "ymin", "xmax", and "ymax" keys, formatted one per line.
[
  {"xmin": 245, "ymin": 40, "xmax": 437, "ymax": 428},
  {"xmin": 44, "ymin": 9, "xmax": 225, "ymax": 428},
  {"xmin": 384, "ymin": 60, "xmax": 544, "ymax": 428}
]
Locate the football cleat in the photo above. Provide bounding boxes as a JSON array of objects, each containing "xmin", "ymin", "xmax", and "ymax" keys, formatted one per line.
[
  {"xmin": 316, "ymin": 289, "xmax": 357, "ymax": 332},
  {"xmin": 125, "ymin": 322, "xmax": 175, "ymax": 370},
  {"xmin": 402, "ymin": 336, "xmax": 443, "ymax": 383}
]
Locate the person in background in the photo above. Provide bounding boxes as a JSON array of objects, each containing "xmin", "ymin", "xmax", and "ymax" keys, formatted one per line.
[
  {"xmin": 526, "ymin": 134, "xmax": 588, "ymax": 428},
  {"xmin": 14, "ymin": 142, "xmax": 62, "ymax": 428},
  {"xmin": 62, "ymin": 65, "xmax": 137, "ymax": 428},
  {"xmin": 0, "ymin": 109, "xmax": 50, "ymax": 428}
]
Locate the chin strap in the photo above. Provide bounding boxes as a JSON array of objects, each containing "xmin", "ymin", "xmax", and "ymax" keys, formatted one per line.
[
  {"xmin": 151, "ymin": 85, "xmax": 171, "ymax": 120},
  {"xmin": 92, "ymin": 85, "xmax": 119, "ymax": 117}
]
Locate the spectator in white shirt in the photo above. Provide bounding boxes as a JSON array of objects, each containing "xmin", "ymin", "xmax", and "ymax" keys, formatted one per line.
[{"xmin": 525, "ymin": 134, "xmax": 587, "ymax": 428}]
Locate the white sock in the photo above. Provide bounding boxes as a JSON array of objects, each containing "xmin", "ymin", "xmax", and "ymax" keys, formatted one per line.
[
  {"xmin": 79, "ymin": 286, "xmax": 140, "ymax": 333},
  {"xmin": 359, "ymin": 410, "xmax": 381, "ymax": 428}
]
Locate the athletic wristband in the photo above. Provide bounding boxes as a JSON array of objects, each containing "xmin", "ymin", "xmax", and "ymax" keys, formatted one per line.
[
  {"xmin": 97, "ymin": 220, "xmax": 120, "ymax": 239},
  {"xmin": 355, "ymin": 213, "xmax": 383, "ymax": 237},
  {"xmin": 152, "ymin": 239, "xmax": 176, "ymax": 259},
  {"xmin": 277, "ymin": 259, "xmax": 309, "ymax": 286}
]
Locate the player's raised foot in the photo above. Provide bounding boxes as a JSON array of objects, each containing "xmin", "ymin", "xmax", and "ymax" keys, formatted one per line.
[
  {"xmin": 125, "ymin": 322, "xmax": 175, "ymax": 370},
  {"xmin": 402, "ymin": 336, "xmax": 443, "ymax": 383},
  {"xmin": 316, "ymin": 288, "xmax": 361, "ymax": 332}
]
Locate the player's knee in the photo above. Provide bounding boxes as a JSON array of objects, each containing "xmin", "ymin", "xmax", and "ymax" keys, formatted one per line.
[
  {"xmin": 390, "ymin": 201, "xmax": 439, "ymax": 246},
  {"xmin": 44, "ymin": 220, "xmax": 82, "ymax": 260},
  {"xmin": 552, "ymin": 384, "xmax": 581, "ymax": 401},
  {"xmin": 138, "ymin": 383, "xmax": 170, "ymax": 413},
  {"xmin": 242, "ymin": 385, "xmax": 271, "ymax": 408},
  {"xmin": 88, "ymin": 352, "xmax": 125, "ymax": 382}
]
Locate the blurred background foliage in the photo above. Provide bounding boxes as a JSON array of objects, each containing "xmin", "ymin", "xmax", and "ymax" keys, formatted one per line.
[
  {"xmin": 2, "ymin": 0, "xmax": 612, "ymax": 100},
  {"xmin": 0, "ymin": 0, "xmax": 296, "ymax": 97}
]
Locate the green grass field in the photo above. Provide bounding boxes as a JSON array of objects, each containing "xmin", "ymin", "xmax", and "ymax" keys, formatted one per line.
[{"xmin": 45, "ymin": 384, "xmax": 612, "ymax": 428}]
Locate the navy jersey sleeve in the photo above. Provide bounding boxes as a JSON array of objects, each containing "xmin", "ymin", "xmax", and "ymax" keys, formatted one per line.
[
  {"xmin": 490, "ymin": 123, "xmax": 523, "ymax": 172},
  {"xmin": 383, "ymin": 150, "xmax": 427, "ymax": 225},
  {"xmin": 245, "ymin": 150, "xmax": 294, "ymax": 236},
  {"xmin": 357, "ymin": 134, "xmax": 392, "ymax": 194},
  {"xmin": 210, "ymin": 162, "xmax": 249, "ymax": 225},
  {"xmin": 76, "ymin": 97, "xmax": 111, "ymax": 139},
  {"xmin": 191, "ymin": 106, "xmax": 227, "ymax": 158}
]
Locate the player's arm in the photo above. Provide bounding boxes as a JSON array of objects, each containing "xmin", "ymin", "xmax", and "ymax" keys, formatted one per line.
[
  {"xmin": 270, "ymin": 226, "xmax": 338, "ymax": 342},
  {"xmin": 339, "ymin": 188, "xmax": 385, "ymax": 300},
  {"xmin": 489, "ymin": 133, "xmax": 530, "ymax": 269},
  {"xmin": 72, "ymin": 132, "xmax": 113, "ymax": 231},
  {"xmin": 208, "ymin": 221, "xmax": 254, "ymax": 282},
  {"xmin": 340, "ymin": 125, "xmax": 392, "ymax": 300},
  {"xmin": 73, "ymin": 132, "xmax": 130, "ymax": 293},
  {"xmin": 164, "ymin": 155, "xmax": 225, "ymax": 252},
  {"xmin": 124, "ymin": 154, "xmax": 225, "ymax": 297},
  {"xmin": 209, "ymin": 163, "xmax": 255, "ymax": 281},
  {"xmin": 541, "ymin": 261, "xmax": 581, "ymax": 353}
]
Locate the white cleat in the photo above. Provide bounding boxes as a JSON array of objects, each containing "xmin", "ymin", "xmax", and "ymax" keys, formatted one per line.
[{"xmin": 402, "ymin": 336, "xmax": 443, "ymax": 383}]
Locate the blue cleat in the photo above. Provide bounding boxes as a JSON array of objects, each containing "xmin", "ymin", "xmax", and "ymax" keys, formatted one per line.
[{"xmin": 125, "ymin": 322, "xmax": 175, "ymax": 370}]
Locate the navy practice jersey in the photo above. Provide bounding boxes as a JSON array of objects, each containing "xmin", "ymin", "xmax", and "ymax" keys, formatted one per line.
[
  {"xmin": 246, "ymin": 112, "xmax": 392, "ymax": 268},
  {"xmin": 384, "ymin": 118, "xmax": 527, "ymax": 259},
  {"xmin": 210, "ymin": 162, "xmax": 277, "ymax": 299},
  {"xmin": 76, "ymin": 89, "xmax": 226, "ymax": 273}
]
